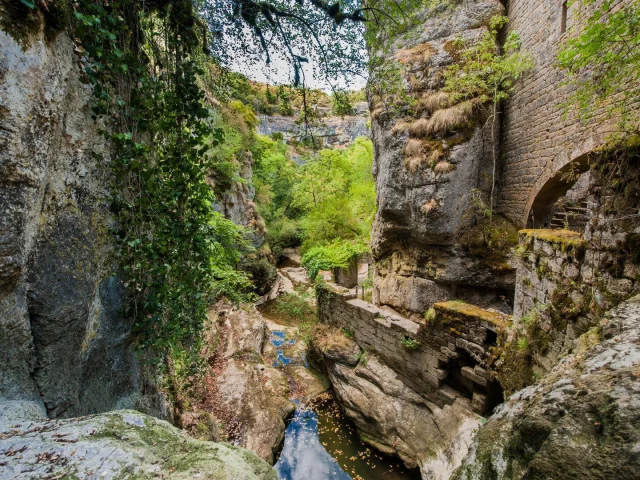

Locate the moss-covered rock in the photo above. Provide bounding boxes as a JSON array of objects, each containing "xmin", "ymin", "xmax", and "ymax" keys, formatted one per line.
[
  {"xmin": 0, "ymin": 407, "xmax": 277, "ymax": 479},
  {"xmin": 453, "ymin": 295, "xmax": 640, "ymax": 479}
]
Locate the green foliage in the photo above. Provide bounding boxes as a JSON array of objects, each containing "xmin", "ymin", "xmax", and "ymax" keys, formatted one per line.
[
  {"xmin": 424, "ymin": 307, "xmax": 437, "ymax": 324},
  {"xmin": 332, "ymin": 90, "xmax": 355, "ymax": 116},
  {"xmin": 557, "ymin": 0, "xmax": 640, "ymax": 132},
  {"xmin": 254, "ymin": 134, "xmax": 376, "ymax": 264},
  {"xmin": 443, "ymin": 16, "xmax": 534, "ymax": 107},
  {"xmin": 401, "ymin": 336, "xmax": 421, "ymax": 351},
  {"xmin": 516, "ymin": 336, "xmax": 529, "ymax": 351},
  {"xmin": 341, "ymin": 327, "xmax": 355, "ymax": 338},
  {"xmin": 294, "ymin": 138, "xmax": 376, "ymax": 248},
  {"xmin": 301, "ymin": 240, "xmax": 369, "ymax": 279},
  {"xmin": 73, "ymin": 0, "xmax": 252, "ymax": 363},
  {"xmin": 275, "ymin": 288, "xmax": 315, "ymax": 319}
]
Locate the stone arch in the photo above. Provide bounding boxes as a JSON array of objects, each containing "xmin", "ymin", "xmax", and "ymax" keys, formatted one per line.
[{"xmin": 523, "ymin": 135, "xmax": 602, "ymax": 228}]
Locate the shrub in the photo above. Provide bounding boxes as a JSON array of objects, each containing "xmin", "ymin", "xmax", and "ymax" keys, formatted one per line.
[
  {"xmin": 424, "ymin": 307, "xmax": 437, "ymax": 323},
  {"xmin": 301, "ymin": 239, "xmax": 369, "ymax": 279},
  {"xmin": 401, "ymin": 336, "xmax": 421, "ymax": 351}
]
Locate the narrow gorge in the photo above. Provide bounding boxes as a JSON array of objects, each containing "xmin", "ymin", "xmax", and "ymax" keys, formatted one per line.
[{"xmin": 1, "ymin": 0, "xmax": 639, "ymax": 479}]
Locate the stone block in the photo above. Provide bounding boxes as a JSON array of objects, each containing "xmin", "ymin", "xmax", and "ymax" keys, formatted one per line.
[
  {"xmin": 472, "ymin": 390, "xmax": 489, "ymax": 414},
  {"xmin": 461, "ymin": 366, "xmax": 488, "ymax": 387},
  {"xmin": 473, "ymin": 365, "xmax": 492, "ymax": 381},
  {"xmin": 440, "ymin": 346, "xmax": 459, "ymax": 359}
]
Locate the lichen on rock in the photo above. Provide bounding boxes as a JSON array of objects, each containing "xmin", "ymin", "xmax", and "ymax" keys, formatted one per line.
[{"xmin": 0, "ymin": 406, "xmax": 277, "ymax": 480}]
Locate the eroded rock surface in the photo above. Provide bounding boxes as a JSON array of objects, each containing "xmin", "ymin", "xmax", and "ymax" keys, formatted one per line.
[
  {"xmin": 453, "ymin": 295, "xmax": 640, "ymax": 479},
  {"xmin": 0, "ymin": 404, "xmax": 276, "ymax": 480},
  {"xmin": 0, "ymin": 22, "xmax": 156, "ymax": 419},
  {"xmin": 186, "ymin": 304, "xmax": 296, "ymax": 465},
  {"xmin": 312, "ymin": 325, "xmax": 483, "ymax": 479},
  {"xmin": 368, "ymin": 0, "xmax": 515, "ymax": 315}
]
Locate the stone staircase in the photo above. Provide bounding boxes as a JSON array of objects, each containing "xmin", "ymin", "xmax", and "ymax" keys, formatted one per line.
[{"xmin": 549, "ymin": 200, "xmax": 589, "ymax": 231}]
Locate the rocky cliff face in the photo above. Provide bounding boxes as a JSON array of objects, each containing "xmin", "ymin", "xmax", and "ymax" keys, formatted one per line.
[
  {"xmin": 311, "ymin": 323, "xmax": 483, "ymax": 480},
  {"xmin": 0, "ymin": 24, "xmax": 153, "ymax": 419},
  {"xmin": 0, "ymin": 16, "xmax": 269, "ymax": 420},
  {"xmin": 453, "ymin": 295, "xmax": 640, "ymax": 479},
  {"xmin": 368, "ymin": 0, "xmax": 516, "ymax": 317},
  {"xmin": 257, "ymin": 102, "xmax": 370, "ymax": 153}
]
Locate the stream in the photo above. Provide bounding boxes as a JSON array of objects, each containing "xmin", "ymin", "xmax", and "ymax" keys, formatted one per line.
[{"xmin": 258, "ymin": 279, "xmax": 421, "ymax": 480}]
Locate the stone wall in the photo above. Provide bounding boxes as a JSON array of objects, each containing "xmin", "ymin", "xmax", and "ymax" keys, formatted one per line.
[
  {"xmin": 318, "ymin": 283, "xmax": 508, "ymax": 414},
  {"xmin": 513, "ymin": 227, "xmax": 639, "ymax": 373},
  {"xmin": 497, "ymin": 0, "xmax": 631, "ymax": 225}
]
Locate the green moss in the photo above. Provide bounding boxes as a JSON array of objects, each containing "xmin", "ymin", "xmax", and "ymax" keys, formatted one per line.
[
  {"xmin": 423, "ymin": 307, "xmax": 437, "ymax": 324},
  {"xmin": 0, "ymin": 0, "xmax": 42, "ymax": 49},
  {"xmin": 496, "ymin": 340, "xmax": 535, "ymax": 396},
  {"xmin": 459, "ymin": 215, "xmax": 519, "ymax": 269},
  {"xmin": 519, "ymin": 229, "xmax": 587, "ymax": 253},
  {"xmin": 434, "ymin": 300, "xmax": 509, "ymax": 330}
]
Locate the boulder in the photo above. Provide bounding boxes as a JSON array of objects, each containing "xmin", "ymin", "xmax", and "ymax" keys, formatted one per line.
[
  {"xmin": 0, "ymin": 404, "xmax": 276, "ymax": 479},
  {"xmin": 312, "ymin": 326, "xmax": 483, "ymax": 479},
  {"xmin": 453, "ymin": 295, "xmax": 640, "ymax": 479}
]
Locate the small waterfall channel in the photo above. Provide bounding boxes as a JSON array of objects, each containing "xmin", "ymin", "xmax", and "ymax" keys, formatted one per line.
[{"xmin": 257, "ymin": 259, "xmax": 421, "ymax": 480}]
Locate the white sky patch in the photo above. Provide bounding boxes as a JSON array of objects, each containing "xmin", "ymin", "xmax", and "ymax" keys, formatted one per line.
[{"xmin": 227, "ymin": 26, "xmax": 368, "ymax": 92}]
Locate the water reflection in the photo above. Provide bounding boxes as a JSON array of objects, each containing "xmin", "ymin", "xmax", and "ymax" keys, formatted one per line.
[{"xmin": 275, "ymin": 402, "xmax": 351, "ymax": 480}]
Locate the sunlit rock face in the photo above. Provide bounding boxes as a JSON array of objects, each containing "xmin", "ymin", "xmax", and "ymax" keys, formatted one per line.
[
  {"xmin": 367, "ymin": 0, "xmax": 516, "ymax": 317},
  {"xmin": 311, "ymin": 323, "xmax": 483, "ymax": 480},
  {"xmin": 452, "ymin": 295, "xmax": 640, "ymax": 479},
  {"xmin": 257, "ymin": 102, "xmax": 370, "ymax": 153}
]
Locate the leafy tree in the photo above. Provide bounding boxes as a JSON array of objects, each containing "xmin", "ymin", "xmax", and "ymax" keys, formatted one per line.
[
  {"xmin": 332, "ymin": 90, "xmax": 355, "ymax": 116},
  {"xmin": 557, "ymin": 0, "xmax": 640, "ymax": 134},
  {"xmin": 443, "ymin": 15, "xmax": 534, "ymax": 214},
  {"xmin": 293, "ymin": 137, "xmax": 375, "ymax": 248}
]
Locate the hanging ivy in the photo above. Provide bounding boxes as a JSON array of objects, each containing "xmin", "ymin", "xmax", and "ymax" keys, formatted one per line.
[{"xmin": 71, "ymin": 0, "xmax": 252, "ymax": 364}]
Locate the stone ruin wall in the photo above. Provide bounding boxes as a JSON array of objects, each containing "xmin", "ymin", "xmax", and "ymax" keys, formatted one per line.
[
  {"xmin": 497, "ymin": 0, "xmax": 631, "ymax": 226},
  {"xmin": 318, "ymin": 283, "xmax": 508, "ymax": 415}
]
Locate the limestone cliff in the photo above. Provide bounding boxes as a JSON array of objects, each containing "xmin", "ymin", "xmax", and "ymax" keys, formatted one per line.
[
  {"xmin": 368, "ymin": 0, "xmax": 516, "ymax": 318},
  {"xmin": 257, "ymin": 102, "xmax": 369, "ymax": 152},
  {"xmin": 0, "ymin": 23, "xmax": 150, "ymax": 419},
  {"xmin": 0, "ymin": 12, "xmax": 270, "ymax": 420}
]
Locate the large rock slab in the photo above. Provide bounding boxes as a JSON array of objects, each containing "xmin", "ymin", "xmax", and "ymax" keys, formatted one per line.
[
  {"xmin": 453, "ymin": 295, "xmax": 640, "ymax": 479},
  {"xmin": 179, "ymin": 304, "xmax": 296, "ymax": 465},
  {"xmin": 0, "ymin": 404, "xmax": 276, "ymax": 479}
]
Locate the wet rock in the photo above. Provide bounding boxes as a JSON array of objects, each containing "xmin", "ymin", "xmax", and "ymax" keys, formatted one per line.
[
  {"xmin": 0, "ymin": 406, "xmax": 276, "ymax": 480},
  {"xmin": 453, "ymin": 295, "xmax": 640, "ymax": 479}
]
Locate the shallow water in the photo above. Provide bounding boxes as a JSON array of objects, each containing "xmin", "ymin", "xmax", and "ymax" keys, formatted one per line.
[
  {"xmin": 275, "ymin": 395, "xmax": 421, "ymax": 480},
  {"xmin": 262, "ymin": 295, "xmax": 421, "ymax": 480}
]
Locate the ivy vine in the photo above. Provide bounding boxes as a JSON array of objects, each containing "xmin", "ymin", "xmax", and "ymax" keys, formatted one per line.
[{"xmin": 71, "ymin": 0, "xmax": 252, "ymax": 363}]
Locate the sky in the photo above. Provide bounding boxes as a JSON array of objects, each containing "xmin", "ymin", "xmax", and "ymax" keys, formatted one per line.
[{"xmin": 228, "ymin": 29, "xmax": 368, "ymax": 92}]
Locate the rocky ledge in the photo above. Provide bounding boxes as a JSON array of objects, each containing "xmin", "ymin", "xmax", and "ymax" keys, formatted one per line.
[
  {"xmin": 453, "ymin": 295, "xmax": 640, "ymax": 479},
  {"xmin": 0, "ymin": 403, "xmax": 276, "ymax": 479}
]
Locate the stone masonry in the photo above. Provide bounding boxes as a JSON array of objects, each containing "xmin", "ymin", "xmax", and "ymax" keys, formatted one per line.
[
  {"xmin": 497, "ymin": 0, "xmax": 630, "ymax": 225},
  {"xmin": 318, "ymin": 282, "xmax": 509, "ymax": 414},
  {"xmin": 513, "ymin": 228, "xmax": 639, "ymax": 372}
]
